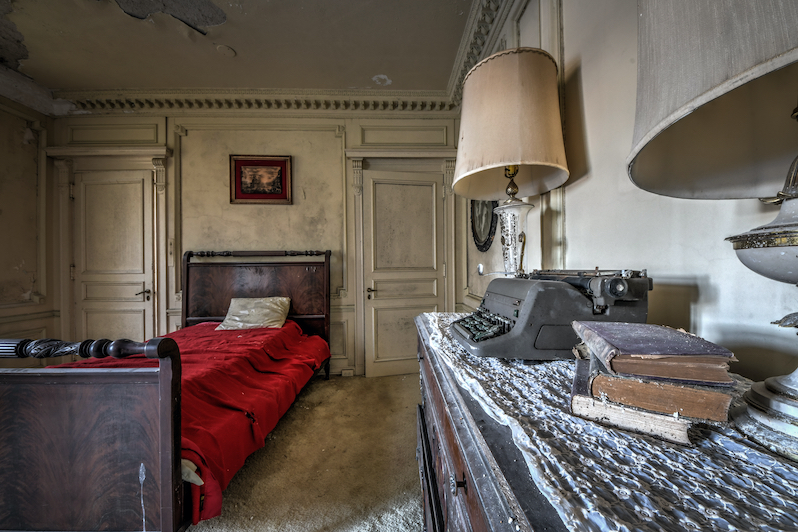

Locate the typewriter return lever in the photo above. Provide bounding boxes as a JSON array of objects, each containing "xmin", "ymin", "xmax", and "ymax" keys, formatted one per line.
[{"xmin": 476, "ymin": 264, "xmax": 516, "ymax": 277}]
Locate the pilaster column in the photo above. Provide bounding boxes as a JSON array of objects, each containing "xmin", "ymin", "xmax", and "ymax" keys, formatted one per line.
[
  {"xmin": 54, "ymin": 158, "xmax": 74, "ymax": 341},
  {"xmin": 443, "ymin": 159, "xmax": 455, "ymax": 198},
  {"xmin": 351, "ymin": 158, "xmax": 363, "ymax": 196}
]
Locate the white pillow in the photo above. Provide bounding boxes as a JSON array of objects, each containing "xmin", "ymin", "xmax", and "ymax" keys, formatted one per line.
[{"xmin": 215, "ymin": 297, "xmax": 291, "ymax": 330}]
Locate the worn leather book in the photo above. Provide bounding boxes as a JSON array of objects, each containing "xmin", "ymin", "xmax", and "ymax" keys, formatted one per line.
[
  {"xmin": 570, "ymin": 358, "xmax": 693, "ymax": 445},
  {"xmin": 571, "ymin": 321, "xmax": 736, "ymax": 385},
  {"xmin": 590, "ymin": 368, "xmax": 732, "ymax": 422}
]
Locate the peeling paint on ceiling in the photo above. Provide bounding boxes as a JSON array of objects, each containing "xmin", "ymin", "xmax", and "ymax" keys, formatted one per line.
[
  {"xmin": 2, "ymin": 0, "xmax": 474, "ymax": 94},
  {"xmin": 0, "ymin": 0, "xmax": 27, "ymax": 69},
  {"xmin": 372, "ymin": 74, "xmax": 392, "ymax": 86},
  {"xmin": 113, "ymin": 0, "xmax": 226, "ymax": 34}
]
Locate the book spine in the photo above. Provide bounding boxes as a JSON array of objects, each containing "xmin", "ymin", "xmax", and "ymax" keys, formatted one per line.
[
  {"xmin": 590, "ymin": 374, "xmax": 732, "ymax": 421},
  {"xmin": 571, "ymin": 358, "xmax": 593, "ymax": 398},
  {"xmin": 570, "ymin": 395, "xmax": 692, "ymax": 445},
  {"xmin": 571, "ymin": 321, "xmax": 618, "ymax": 373},
  {"xmin": 614, "ymin": 372, "xmax": 733, "ymax": 387}
]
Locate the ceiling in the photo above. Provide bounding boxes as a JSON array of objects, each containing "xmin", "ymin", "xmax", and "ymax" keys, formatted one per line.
[{"xmin": 1, "ymin": 0, "xmax": 483, "ymax": 114}]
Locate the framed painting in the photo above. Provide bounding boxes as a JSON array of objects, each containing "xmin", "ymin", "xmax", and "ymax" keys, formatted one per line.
[{"xmin": 230, "ymin": 155, "xmax": 292, "ymax": 204}]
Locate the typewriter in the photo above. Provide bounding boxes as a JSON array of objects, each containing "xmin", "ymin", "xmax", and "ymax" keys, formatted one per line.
[{"xmin": 451, "ymin": 269, "xmax": 652, "ymax": 360}]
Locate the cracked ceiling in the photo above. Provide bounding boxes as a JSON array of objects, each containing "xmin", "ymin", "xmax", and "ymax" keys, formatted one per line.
[{"xmin": 1, "ymin": 0, "xmax": 475, "ymax": 102}]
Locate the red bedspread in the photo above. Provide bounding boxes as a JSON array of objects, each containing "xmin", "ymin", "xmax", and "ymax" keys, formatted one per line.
[{"xmin": 58, "ymin": 321, "xmax": 330, "ymax": 524}]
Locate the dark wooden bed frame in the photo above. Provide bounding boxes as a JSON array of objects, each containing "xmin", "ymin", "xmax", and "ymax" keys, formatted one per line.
[{"xmin": 0, "ymin": 250, "xmax": 332, "ymax": 532}]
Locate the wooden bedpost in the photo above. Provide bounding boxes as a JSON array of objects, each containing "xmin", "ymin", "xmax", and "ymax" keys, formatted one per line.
[{"xmin": 0, "ymin": 337, "xmax": 186, "ymax": 532}]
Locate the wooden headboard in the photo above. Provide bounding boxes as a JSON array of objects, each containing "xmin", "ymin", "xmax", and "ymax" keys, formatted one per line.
[{"xmin": 181, "ymin": 250, "xmax": 331, "ymax": 342}]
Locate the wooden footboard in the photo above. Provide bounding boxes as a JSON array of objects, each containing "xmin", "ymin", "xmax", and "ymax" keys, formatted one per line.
[{"xmin": 0, "ymin": 338, "xmax": 188, "ymax": 532}]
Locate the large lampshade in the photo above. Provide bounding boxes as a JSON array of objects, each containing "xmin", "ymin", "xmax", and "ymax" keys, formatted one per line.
[
  {"xmin": 453, "ymin": 48, "xmax": 569, "ymax": 201},
  {"xmin": 627, "ymin": 0, "xmax": 798, "ymax": 199},
  {"xmin": 627, "ymin": 0, "xmax": 798, "ymax": 461}
]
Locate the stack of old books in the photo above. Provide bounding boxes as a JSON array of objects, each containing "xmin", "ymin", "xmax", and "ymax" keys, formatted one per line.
[{"xmin": 569, "ymin": 320, "xmax": 737, "ymax": 445}]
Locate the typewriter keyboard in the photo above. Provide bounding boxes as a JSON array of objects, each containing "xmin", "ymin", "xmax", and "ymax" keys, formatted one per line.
[{"xmin": 452, "ymin": 309, "xmax": 514, "ymax": 342}]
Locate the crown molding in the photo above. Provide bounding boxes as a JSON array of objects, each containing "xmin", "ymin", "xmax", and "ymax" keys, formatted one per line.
[
  {"xmin": 51, "ymin": 87, "xmax": 459, "ymax": 117},
  {"xmin": 446, "ymin": 0, "xmax": 516, "ymax": 106}
]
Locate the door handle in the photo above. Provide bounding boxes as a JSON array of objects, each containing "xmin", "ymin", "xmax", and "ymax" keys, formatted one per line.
[
  {"xmin": 135, "ymin": 289, "xmax": 152, "ymax": 301},
  {"xmin": 366, "ymin": 287, "xmax": 377, "ymax": 300}
]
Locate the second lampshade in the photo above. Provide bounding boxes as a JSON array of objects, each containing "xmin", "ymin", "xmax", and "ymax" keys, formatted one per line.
[{"xmin": 452, "ymin": 47, "xmax": 569, "ymax": 201}]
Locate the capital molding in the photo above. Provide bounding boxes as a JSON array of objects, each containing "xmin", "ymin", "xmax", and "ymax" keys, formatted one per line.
[
  {"xmin": 153, "ymin": 158, "xmax": 167, "ymax": 194},
  {"xmin": 351, "ymin": 158, "xmax": 363, "ymax": 197}
]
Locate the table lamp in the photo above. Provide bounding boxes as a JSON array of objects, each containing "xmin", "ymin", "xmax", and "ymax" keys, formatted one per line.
[
  {"xmin": 626, "ymin": 0, "xmax": 798, "ymax": 459},
  {"xmin": 453, "ymin": 47, "xmax": 569, "ymax": 275}
]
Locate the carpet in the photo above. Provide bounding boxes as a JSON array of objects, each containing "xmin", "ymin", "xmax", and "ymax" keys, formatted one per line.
[{"xmin": 191, "ymin": 373, "xmax": 424, "ymax": 532}]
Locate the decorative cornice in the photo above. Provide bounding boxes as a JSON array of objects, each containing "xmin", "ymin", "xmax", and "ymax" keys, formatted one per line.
[
  {"xmin": 53, "ymin": 88, "xmax": 458, "ymax": 116},
  {"xmin": 446, "ymin": 0, "xmax": 514, "ymax": 106}
]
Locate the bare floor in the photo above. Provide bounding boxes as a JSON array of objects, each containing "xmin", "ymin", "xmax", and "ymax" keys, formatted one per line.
[{"xmin": 192, "ymin": 373, "xmax": 423, "ymax": 532}]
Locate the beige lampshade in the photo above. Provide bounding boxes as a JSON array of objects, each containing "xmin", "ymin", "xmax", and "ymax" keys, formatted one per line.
[
  {"xmin": 627, "ymin": 0, "xmax": 798, "ymax": 199},
  {"xmin": 453, "ymin": 48, "xmax": 569, "ymax": 200}
]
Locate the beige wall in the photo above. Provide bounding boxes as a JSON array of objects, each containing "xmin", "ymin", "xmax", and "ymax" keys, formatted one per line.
[
  {"xmin": 561, "ymin": 0, "xmax": 798, "ymax": 381},
  {"xmin": 177, "ymin": 119, "xmax": 347, "ymax": 290},
  {"xmin": 174, "ymin": 117, "xmax": 353, "ymax": 372}
]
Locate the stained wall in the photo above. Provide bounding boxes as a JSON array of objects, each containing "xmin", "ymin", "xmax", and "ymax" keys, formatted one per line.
[
  {"xmin": 0, "ymin": 97, "xmax": 60, "ymax": 365},
  {"xmin": 0, "ymin": 106, "xmax": 38, "ymax": 304}
]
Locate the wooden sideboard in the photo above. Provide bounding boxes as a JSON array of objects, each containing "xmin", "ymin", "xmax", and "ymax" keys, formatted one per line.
[
  {"xmin": 416, "ymin": 313, "xmax": 798, "ymax": 531},
  {"xmin": 415, "ymin": 315, "xmax": 567, "ymax": 532}
]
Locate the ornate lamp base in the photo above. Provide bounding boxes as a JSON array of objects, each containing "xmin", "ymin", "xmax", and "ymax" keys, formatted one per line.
[{"xmin": 732, "ymin": 367, "xmax": 798, "ymax": 461}]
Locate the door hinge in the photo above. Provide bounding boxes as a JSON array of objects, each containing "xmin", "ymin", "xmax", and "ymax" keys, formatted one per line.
[{"xmin": 69, "ymin": 264, "xmax": 76, "ymax": 281}]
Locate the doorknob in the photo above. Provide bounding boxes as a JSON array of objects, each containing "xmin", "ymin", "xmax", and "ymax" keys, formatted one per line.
[{"xmin": 135, "ymin": 289, "xmax": 152, "ymax": 301}]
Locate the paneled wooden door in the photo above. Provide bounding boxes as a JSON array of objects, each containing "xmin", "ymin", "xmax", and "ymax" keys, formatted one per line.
[
  {"xmin": 72, "ymin": 157, "xmax": 155, "ymax": 342},
  {"xmin": 363, "ymin": 168, "xmax": 446, "ymax": 376}
]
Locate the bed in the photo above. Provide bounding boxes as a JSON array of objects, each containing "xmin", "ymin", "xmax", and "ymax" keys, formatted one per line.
[{"xmin": 0, "ymin": 250, "xmax": 332, "ymax": 532}]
